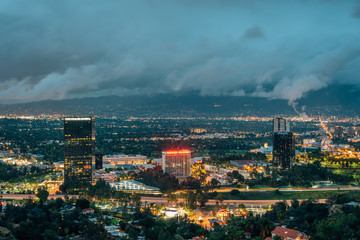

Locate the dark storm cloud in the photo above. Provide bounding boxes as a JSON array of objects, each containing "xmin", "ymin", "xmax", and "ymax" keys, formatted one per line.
[
  {"xmin": 242, "ymin": 26, "xmax": 264, "ymax": 39},
  {"xmin": 0, "ymin": 0, "xmax": 359, "ymax": 103},
  {"xmin": 354, "ymin": 4, "xmax": 360, "ymax": 18}
]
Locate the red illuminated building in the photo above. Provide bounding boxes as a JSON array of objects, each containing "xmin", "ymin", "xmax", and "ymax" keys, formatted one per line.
[{"xmin": 162, "ymin": 149, "xmax": 191, "ymax": 177}]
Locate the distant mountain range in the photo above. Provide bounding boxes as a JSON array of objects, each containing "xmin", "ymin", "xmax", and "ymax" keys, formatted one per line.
[{"xmin": 1, "ymin": 85, "xmax": 359, "ymax": 117}]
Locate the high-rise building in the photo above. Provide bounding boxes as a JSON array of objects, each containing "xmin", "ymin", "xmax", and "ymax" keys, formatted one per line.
[
  {"xmin": 273, "ymin": 132, "xmax": 295, "ymax": 169},
  {"xmin": 64, "ymin": 116, "xmax": 95, "ymax": 192},
  {"xmin": 333, "ymin": 126, "xmax": 344, "ymax": 140},
  {"xmin": 95, "ymin": 153, "xmax": 103, "ymax": 170},
  {"xmin": 162, "ymin": 149, "xmax": 191, "ymax": 177},
  {"xmin": 273, "ymin": 118, "xmax": 290, "ymax": 132},
  {"xmin": 347, "ymin": 126, "xmax": 356, "ymax": 137}
]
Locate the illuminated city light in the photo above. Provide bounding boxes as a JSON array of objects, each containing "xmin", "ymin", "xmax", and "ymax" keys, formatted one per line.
[
  {"xmin": 64, "ymin": 117, "xmax": 92, "ymax": 121},
  {"xmin": 166, "ymin": 150, "xmax": 191, "ymax": 155}
]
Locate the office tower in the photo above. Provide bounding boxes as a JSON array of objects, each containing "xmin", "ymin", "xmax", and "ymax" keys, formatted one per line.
[
  {"xmin": 64, "ymin": 116, "xmax": 95, "ymax": 192},
  {"xmin": 273, "ymin": 132, "xmax": 295, "ymax": 169},
  {"xmin": 333, "ymin": 126, "xmax": 344, "ymax": 140},
  {"xmin": 273, "ymin": 118, "xmax": 290, "ymax": 132},
  {"xmin": 95, "ymin": 153, "xmax": 103, "ymax": 170},
  {"xmin": 162, "ymin": 149, "xmax": 191, "ymax": 177},
  {"xmin": 347, "ymin": 126, "xmax": 356, "ymax": 137}
]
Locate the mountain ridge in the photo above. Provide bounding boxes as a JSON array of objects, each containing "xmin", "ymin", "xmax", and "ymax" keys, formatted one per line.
[{"xmin": 1, "ymin": 85, "xmax": 359, "ymax": 117}]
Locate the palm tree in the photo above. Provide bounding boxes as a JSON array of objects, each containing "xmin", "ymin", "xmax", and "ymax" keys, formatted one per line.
[{"xmin": 259, "ymin": 218, "xmax": 273, "ymax": 239}]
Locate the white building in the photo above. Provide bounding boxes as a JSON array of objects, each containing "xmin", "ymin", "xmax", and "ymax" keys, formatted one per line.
[
  {"xmin": 104, "ymin": 226, "xmax": 128, "ymax": 238},
  {"xmin": 204, "ymin": 164, "xmax": 217, "ymax": 173},
  {"xmin": 110, "ymin": 180, "xmax": 160, "ymax": 191},
  {"xmin": 161, "ymin": 208, "xmax": 180, "ymax": 218},
  {"xmin": 103, "ymin": 154, "xmax": 147, "ymax": 165}
]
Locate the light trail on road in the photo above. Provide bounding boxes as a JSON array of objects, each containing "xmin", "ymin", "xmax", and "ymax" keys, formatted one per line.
[{"xmin": 140, "ymin": 196, "xmax": 327, "ymax": 207}]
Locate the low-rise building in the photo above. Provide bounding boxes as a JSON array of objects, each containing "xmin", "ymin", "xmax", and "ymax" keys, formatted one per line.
[
  {"xmin": 271, "ymin": 226, "xmax": 310, "ymax": 240},
  {"xmin": 103, "ymin": 154, "xmax": 147, "ymax": 165},
  {"xmin": 216, "ymin": 208, "xmax": 229, "ymax": 221},
  {"xmin": 82, "ymin": 208, "xmax": 94, "ymax": 215},
  {"xmin": 161, "ymin": 208, "xmax": 180, "ymax": 218},
  {"xmin": 95, "ymin": 170, "xmax": 117, "ymax": 183},
  {"xmin": 204, "ymin": 164, "xmax": 217, "ymax": 173},
  {"xmin": 110, "ymin": 180, "xmax": 160, "ymax": 192},
  {"xmin": 104, "ymin": 225, "xmax": 128, "ymax": 238}
]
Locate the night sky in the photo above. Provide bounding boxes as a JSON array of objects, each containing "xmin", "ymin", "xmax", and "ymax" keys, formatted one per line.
[{"xmin": 1, "ymin": 0, "xmax": 359, "ymax": 104}]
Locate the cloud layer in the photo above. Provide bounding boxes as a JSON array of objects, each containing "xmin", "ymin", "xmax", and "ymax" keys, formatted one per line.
[{"xmin": 0, "ymin": 0, "xmax": 360, "ymax": 103}]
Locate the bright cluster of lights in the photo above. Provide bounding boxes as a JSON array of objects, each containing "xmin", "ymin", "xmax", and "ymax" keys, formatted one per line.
[
  {"xmin": 64, "ymin": 117, "xmax": 92, "ymax": 121},
  {"xmin": 165, "ymin": 150, "xmax": 191, "ymax": 155}
]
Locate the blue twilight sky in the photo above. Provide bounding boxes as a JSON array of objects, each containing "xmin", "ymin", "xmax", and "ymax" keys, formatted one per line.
[{"xmin": 0, "ymin": 0, "xmax": 359, "ymax": 103}]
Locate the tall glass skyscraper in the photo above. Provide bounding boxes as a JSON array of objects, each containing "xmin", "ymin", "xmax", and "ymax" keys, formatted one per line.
[
  {"xmin": 273, "ymin": 132, "xmax": 295, "ymax": 169},
  {"xmin": 64, "ymin": 116, "xmax": 95, "ymax": 192},
  {"xmin": 273, "ymin": 117, "xmax": 290, "ymax": 132}
]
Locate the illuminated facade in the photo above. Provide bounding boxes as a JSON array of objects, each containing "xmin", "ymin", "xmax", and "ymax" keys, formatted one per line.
[
  {"xmin": 273, "ymin": 132, "xmax": 295, "ymax": 169},
  {"xmin": 162, "ymin": 150, "xmax": 191, "ymax": 177},
  {"xmin": 273, "ymin": 118, "xmax": 290, "ymax": 132},
  {"xmin": 64, "ymin": 117, "xmax": 95, "ymax": 192},
  {"xmin": 103, "ymin": 154, "xmax": 147, "ymax": 165}
]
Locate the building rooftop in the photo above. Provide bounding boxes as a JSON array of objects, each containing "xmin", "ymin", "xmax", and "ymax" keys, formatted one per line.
[
  {"xmin": 163, "ymin": 149, "xmax": 191, "ymax": 155},
  {"xmin": 272, "ymin": 226, "xmax": 310, "ymax": 239}
]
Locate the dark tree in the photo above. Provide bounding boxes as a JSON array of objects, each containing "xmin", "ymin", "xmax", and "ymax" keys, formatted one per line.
[
  {"xmin": 36, "ymin": 189, "xmax": 49, "ymax": 203},
  {"xmin": 76, "ymin": 199, "xmax": 90, "ymax": 210}
]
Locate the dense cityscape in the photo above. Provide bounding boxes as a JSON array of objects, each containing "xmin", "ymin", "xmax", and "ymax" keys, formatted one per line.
[
  {"xmin": 1, "ymin": 114, "xmax": 360, "ymax": 239},
  {"xmin": 2, "ymin": 0, "xmax": 360, "ymax": 239}
]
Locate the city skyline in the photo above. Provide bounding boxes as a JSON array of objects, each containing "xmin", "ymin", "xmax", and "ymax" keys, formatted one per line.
[
  {"xmin": 1, "ymin": 1, "xmax": 360, "ymax": 239},
  {"xmin": 1, "ymin": 112, "xmax": 360, "ymax": 239}
]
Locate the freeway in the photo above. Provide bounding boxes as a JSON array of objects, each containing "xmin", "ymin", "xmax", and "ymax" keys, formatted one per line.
[
  {"xmin": 2, "ymin": 186, "xmax": 357, "ymax": 201},
  {"xmin": 0, "ymin": 194, "xmax": 327, "ymax": 207},
  {"xmin": 140, "ymin": 196, "xmax": 326, "ymax": 207},
  {"xmin": 176, "ymin": 186, "xmax": 360, "ymax": 194},
  {"xmin": 0, "ymin": 194, "xmax": 78, "ymax": 200}
]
